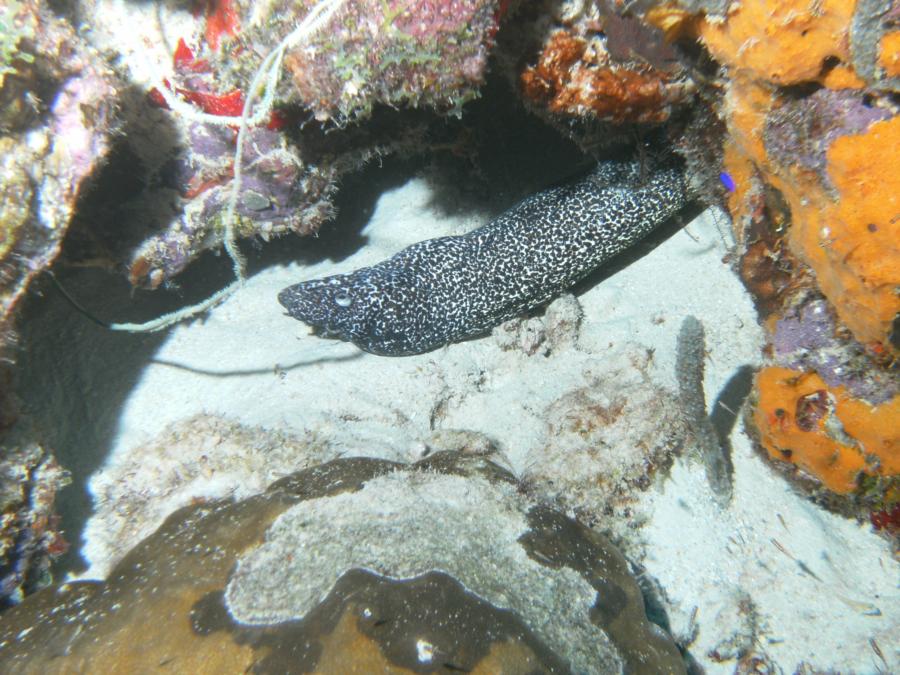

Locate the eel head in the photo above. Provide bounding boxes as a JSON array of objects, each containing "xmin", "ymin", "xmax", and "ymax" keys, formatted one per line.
[
  {"xmin": 278, "ymin": 268, "xmax": 423, "ymax": 356},
  {"xmin": 278, "ymin": 273, "xmax": 368, "ymax": 342}
]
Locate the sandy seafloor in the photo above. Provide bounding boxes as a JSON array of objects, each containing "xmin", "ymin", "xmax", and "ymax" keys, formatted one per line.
[{"xmin": 24, "ymin": 176, "xmax": 899, "ymax": 672}]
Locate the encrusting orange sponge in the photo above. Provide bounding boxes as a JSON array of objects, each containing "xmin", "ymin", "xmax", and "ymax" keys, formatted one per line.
[
  {"xmin": 808, "ymin": 116, "xmax": 900, "ymax": 347},
  {"xmin": 719, "ymin": 80, "xmax": 900, "ymax": 350},
  {"xmin": 753, "ymin": 366, "xmax": 900, "ymax": 494},
  {"xmin": 879, "ymin": 31, "xmax": 900, "ymax": 78},
  {"xmin": 698, "ymin": 0, "xmax": 855, "ymax": 85},
  {"xmin": 771, "ymin": 115, "xmax": 900, "ymax": 350}
]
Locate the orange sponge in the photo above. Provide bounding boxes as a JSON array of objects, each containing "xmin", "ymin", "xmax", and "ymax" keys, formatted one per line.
[
  {"xmin": 753, "ymin": 366, "xmax": 900, "ymax": 494},
  {"xmin": 879, "ymin": 31, "xmax": 900, "ymax": 78},
  {"xmin": 698, "ymin": 0, "xmax": 855, "ymax": 85},
  {"xmin": 722, "ymin": 79, "xmax": 900, "ymax": 349},
  {"xmin": 771, "ymin": 115, "xmax": 900, "ymax": 349}
]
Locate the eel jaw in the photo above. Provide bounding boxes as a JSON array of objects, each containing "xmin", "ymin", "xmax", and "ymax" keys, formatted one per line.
[{"xmin": 277, "ymin": 278, "xmax": 360, "ymax": 342}]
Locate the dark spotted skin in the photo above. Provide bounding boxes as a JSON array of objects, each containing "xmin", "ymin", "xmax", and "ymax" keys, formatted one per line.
[{"xmin": 278, "ymin": 157, "xmax": 687, "ymax": 356}]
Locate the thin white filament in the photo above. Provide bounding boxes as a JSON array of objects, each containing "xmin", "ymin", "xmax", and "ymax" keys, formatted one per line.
[{"xmin": 110, "ymin": 0, "xmax": 347, "ymax": 332}]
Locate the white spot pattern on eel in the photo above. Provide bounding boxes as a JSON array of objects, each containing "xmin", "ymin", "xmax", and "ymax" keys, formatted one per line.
[{"xmin": 278, "ymin": 156, "xmax": 687, "ymax": 356}]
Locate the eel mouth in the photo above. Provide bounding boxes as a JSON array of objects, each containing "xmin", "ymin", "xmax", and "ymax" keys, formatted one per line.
[
  {"xmin": 278, "ymin": 281, "xmax": 353, "ymax": 341},
  {"xmin": 278, "ymin": 283, "xmax": 329, "ymax": 324}
]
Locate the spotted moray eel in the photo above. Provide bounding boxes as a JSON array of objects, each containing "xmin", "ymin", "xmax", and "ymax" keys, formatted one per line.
[{"xmin": 278, "ymin": 155, "xmax": 687, "ymax": 356}]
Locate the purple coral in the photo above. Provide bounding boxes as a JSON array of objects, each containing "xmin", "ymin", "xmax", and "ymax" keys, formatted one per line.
[
  {"xmin": 764, "ymin": 89, "xmax": 892, "ymax": 184},
  {"xmin": 772, "ymin": 298, "xmax": 898, "ymax": 405},
  {"xmin": 128, "ymin": 117, "xmax": 339, "ymax": 286}
]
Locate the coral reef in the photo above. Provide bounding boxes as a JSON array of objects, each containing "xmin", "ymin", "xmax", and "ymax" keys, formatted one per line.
[
  {"xmin": 504, "ymin": 0, "xmax": 694, "ymax": 146},
  {"xmin": 685, "ymin": 1, "xmax": 900, "ymax": 352},
  {"xmin": 763, "ymin": 102, "xmax": 899, "ymax": 351},
  {"xmin": 124, "ymin": 115, "xmax": 344, "ymax": 287},
  {"xmin": 0, "ymin": 454, "xmax": 686, "ymax": 673},
  {"xmin": 65, "ymin": 0, "xmax": 503, "ymax": 289},
  {"xmin": 0, "ymin": 441, "xmax": 69, "ymax": 607},
  {"xmin": 0, "ymin": 1, "xmax": 36, "ymax": 98},
  {"xmin": 246, "ymin": 0, "xmax": 503, "ymax": 122},
  {"xmin": 0, "ymin": 0, "xmax": 116, "ymax": 606},
  {"xmin": 0, "ymin": 0, "xmax": 118, "ymax": 329},
  {"xmin": 623, "ymin": 0, "xmax": 900, "ymax": 508}
]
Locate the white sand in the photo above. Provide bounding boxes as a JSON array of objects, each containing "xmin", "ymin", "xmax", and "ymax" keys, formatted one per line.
[{"xmin": 74, "ymin": 176, "xmax": 898, "ymax": 672}]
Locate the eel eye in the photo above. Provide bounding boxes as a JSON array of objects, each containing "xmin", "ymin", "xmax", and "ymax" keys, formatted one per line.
[{"xmin": 334, "ymin": 294, "xmax": 353, "ymax": 308}]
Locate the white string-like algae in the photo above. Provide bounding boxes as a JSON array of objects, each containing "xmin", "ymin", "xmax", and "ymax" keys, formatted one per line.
[{"xmin": 110, "ymin": 0, "xmax": 347, "ymax": 333}]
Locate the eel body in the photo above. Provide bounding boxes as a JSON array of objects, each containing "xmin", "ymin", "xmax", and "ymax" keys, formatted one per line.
[{"xmin": 278, "ymin": 156, "xmax": 687, "ymax": 356}]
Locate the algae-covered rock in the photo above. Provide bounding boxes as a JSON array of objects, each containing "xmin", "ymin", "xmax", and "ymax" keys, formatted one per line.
[
  {"xmin": 213, "ymin": 0, "xmax": 503, "ymax": 122},
  {"xmin": 0, "ymin": 453, "xmax": 686, "ymax": 674},
  {"xmin": 0, "ymin": 0, "xmax": 118, "ymax": 607},
  {"xmin": 523, "ymin": 348, "xmax": 689, "ymax": 521},
  {"xmin": 0, "ymin": 441, "xmax": 69, "ymax": 605},
  {"xmin": 0, "ymin": 1, "xmax": 118, "ymax": 330}
]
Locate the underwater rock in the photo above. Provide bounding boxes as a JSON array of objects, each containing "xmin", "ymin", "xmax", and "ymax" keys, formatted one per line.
[
  {"xmin": 523, "ymin": 346, "xmax": 689, "ymax": 522},
  {"xmin": 0, "ymin": 441, "xmax": 69, "ymax": 607},
  {"xmin": 851, "ymin": 0, "xmax": 900, "ymax": 91},
  {"xmin": 0, "ymin": 0, "xmax": 118, "ymax": 335},
  {"xmin": 82, "ymin": 414, "xmax": 334, "ymax": 579},
  {"xmin": 124, "ymin": 117, "xmax": 343, "ymax": 287},
  {"xmin": 0, "ymin": 453, "xmax": 686, "ymax": 674},
  {"xmin": 724, "ymin": 85, "xmax": 900, "ymax": 508},
  {"xmin": 0, "ymin": 0, "xmax": 117, "ymax": 606}
]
